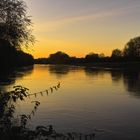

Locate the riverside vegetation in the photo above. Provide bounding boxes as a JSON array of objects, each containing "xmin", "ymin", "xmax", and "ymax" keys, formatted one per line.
[
  {"xmin": 0, "ymin": 0, "xmax": 34, "ymax": 68},
  {"xmin": 35, "ymin": 36, "xmax": 140, "ymax": 69},
  {"xmin": 0, "ymin": 84, "xmax": 97, "ymax": 140},
  {"xmin": 0, "ymin": 0, "xmax": 140, "ymax": 139}
]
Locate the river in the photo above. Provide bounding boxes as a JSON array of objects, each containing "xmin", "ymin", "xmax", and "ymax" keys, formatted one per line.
[{"xmin": 0, "ymin": 64, "xmax": 140, "ymax": 140}]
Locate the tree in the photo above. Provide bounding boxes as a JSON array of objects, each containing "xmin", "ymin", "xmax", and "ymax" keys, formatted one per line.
[
  {"xmin": 0, "ymin": 0, "xmax": 34, "ymax": 50},
  {"xmin": 0, "ymin": 0, "xmax": 34, "ymax": 67},
  {"xmin": 48, "ymin": 51, "xmax": 70, "ymax": 64},
  {"xmin": 123, "ymin": 36, "xmax": 140, "ymax": 58},
  {"xmin": 85, "ymin": 52, "xmax": 99, "ymax": 62},
  {"xmin": 111, "ymin": 49, "xmax": 122, "ymax": 58},
  {"xmin": 99, "ymin": 53, "xmax": 105, "ymax": 58}
]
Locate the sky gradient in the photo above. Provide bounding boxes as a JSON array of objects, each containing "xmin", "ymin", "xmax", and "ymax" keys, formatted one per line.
[{"xmin": 25, "ymin": 0, "xmax": 140, "ymax": 58}]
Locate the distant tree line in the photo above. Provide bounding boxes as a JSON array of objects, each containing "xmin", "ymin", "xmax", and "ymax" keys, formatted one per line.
[
  {"xmin": 35, "ymin": 36, "xmax": 140, "ymax": 65},
  {"xmin": 0, "ymin": 0, "xmax": 34, "ymax": 68}
]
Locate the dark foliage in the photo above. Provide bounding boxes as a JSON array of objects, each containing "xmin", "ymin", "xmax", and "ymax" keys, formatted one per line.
[
  {"xmin": 0, "ymin": 0, "xmax": 34, "ymax": 50},
  {"xmin": 124, "ymin": 36, "xmax": 140, "ymax": 60},
  {"xmin": 85, "ymin": 52, "xmax": 99, "ymax": 62},
  {"xmin": 48, "ymin": 51, "xmax": 70, "ymax": 64},
  {"xmin": 0, "ymin": 0, "xmax": 34, "ymax": 68},
  {"xmin": 0, "ymin": 84, "xmax": 96, "ymax": 140},
  {"xmin": 111, "ymin": 49, "xmax": 122, "ymax": 58},
  {"xmin": 0, "ymin": 39, "xmax": 34, "ymax": 67},
  {"xmin": 35, "ymin": 36, "xmax": 140, "ymax": 67}
]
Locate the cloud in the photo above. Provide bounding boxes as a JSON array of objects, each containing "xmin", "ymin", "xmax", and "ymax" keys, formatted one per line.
[{"xmin": 34, "ymin": 4, "xmax": 140, "ymax": 32}]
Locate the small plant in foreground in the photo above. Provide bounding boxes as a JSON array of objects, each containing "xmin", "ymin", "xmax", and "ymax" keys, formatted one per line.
[{"xmin": 0, "ymin": 83, "xmax": 96, "ymax": 140}]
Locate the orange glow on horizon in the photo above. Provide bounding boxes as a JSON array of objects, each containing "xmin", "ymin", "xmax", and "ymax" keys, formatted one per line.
[
  {"xmin": 30, "ymin": 43, "xmax": 114, "ymax": 59},
  {"xmin": 25, "ymin": 0, "xmax": 140, "ymax": 59},
  {"xmin": 29, "ymin": 38, "xmax": 124, "ymax": 59}
]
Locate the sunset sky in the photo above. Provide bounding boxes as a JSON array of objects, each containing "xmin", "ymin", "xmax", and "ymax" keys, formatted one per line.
[{"xmin": 25, "ymin": 0, "xmax": 140, "ymax": 58}]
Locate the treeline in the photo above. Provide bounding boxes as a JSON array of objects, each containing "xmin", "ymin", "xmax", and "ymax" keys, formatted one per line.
[{"xmin": 35, "ymin": 36, "xmax": 140, "ymax": 65}]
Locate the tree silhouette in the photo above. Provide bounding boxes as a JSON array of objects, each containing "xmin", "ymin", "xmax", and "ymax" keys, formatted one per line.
[
  {"xmin": 0, "ymin": 0, "xmax": 34, "ymax": 50},
  {"xmin": 85, "ymin": 52, "xmax": 99, "ymax": 62},
  {"xmin": 123, "ymin": 36, "xmax": 140, "ymax": 59},
  {"xmin": 0, "ymin": 0, "xmax": 34, "ymax": 67},
  {"xmin": 48, "ymin": 51, "xmax": 70, "ymax": 64},
  {"xmin": 111, "ymin": 49, "xmax": 122, "ymax": 58}
]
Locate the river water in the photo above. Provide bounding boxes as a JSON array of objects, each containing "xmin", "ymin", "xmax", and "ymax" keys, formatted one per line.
[{"xmin": 1, "ymin": 64, "xmax": 140, "ymax": 140}]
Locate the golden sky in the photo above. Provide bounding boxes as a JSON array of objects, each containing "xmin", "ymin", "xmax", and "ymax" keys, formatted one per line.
[{"xmin": 25, "ymin": 0, "xmax": 140, "ymax": 58}]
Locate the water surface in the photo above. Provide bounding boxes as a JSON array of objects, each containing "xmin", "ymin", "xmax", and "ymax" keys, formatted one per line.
[{"xmin": 1, "ymin": 65, "xmax": 140, "ymax": 140}]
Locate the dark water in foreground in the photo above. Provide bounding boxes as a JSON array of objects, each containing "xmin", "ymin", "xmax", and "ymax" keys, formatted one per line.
[{"xmin": 1, "ymin": 64, "xmax": 140, "ymax": 140}]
